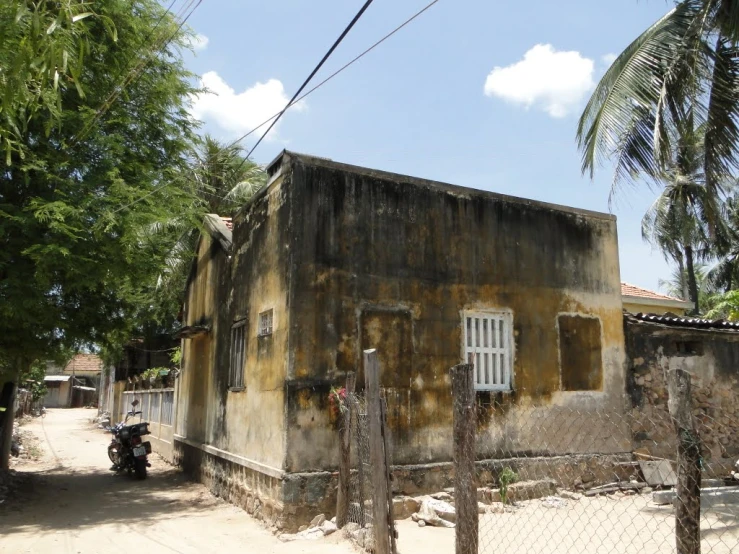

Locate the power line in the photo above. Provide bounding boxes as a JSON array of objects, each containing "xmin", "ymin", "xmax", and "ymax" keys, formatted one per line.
[
  {"xmin": 112, "ymin": 0, "xmax": 442, "ymax": 215},
  {"xmin": 240, "ymin": 0, "xmax": 376, "ymax": 165},
  {"xmin": 228, "ymin": 0, "xmax": 441, "ymax": 153}
]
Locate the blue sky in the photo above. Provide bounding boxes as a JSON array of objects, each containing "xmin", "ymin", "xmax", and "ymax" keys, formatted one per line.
[{"xmin": 184, "ymin": 0, "xmax": 676, "ymax": 292}]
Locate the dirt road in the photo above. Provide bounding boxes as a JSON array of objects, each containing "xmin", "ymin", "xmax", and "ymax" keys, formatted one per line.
[{"xmin": 0, "ymin": 409, "xmax": 355, "ymax": 554}]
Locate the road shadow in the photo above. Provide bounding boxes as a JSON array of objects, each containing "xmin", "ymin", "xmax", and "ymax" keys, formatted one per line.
[{"xmin": 0, "ymin": 463, "xmax": 221, "ymax": 535}]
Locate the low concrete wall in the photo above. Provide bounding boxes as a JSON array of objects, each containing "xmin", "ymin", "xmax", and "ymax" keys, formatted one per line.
[{"xmin": 119, "ymin": 389, "xmax": 175, "ymax": 462}]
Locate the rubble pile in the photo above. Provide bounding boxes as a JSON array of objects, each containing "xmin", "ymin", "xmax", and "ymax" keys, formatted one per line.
[
  {"xmin": 278, "ymin": 513, "xmax": 337, "ymax": 542},
  {"xmin": 9, "ymin": 423, "xmax": 41, "ymax": 462},
  {"xmin": 94, "ymin": 412, "xmax": 111, "ymax": 429}
]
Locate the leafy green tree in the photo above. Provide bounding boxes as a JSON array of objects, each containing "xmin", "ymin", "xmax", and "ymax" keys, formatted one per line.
[
  {"xmin": 705, "ymin": 289, "xmax": 739, "ymax": 320},
  {"xmin": 0, "ymin": 0, "xmax": 199, "ymax": 467},
  {"xmin": 0, "ymin": 1, "xmax": 107, "ymax": 162},
  {"xmin": 578, "ymin": 0, "xmax": 739, "ymax": 198}
]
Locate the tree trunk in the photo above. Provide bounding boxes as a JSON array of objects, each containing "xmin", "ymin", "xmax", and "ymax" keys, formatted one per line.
[
  {"xmin": 1, "ymin": 360, "xmax": 29, "ymax": 469},
  {"xmin": 677, "ymin": 257, "xmax": 689, "ymax": 301},
  {"xmin": 685, "ymin": 246, "xmax": 699, "ymax": 315},
  {"xmin": 0, "ymin": 380, "xmax": 18, "ymax": 470}
]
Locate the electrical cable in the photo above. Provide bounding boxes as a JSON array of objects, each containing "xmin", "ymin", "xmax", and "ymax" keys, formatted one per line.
[
  {"xmin": 239, "ymin": 0, "xmax": 376, "ymax": 165},
  {"xmin": 110, "ymin": 0, "xmax": 442, "ymax": 215}
]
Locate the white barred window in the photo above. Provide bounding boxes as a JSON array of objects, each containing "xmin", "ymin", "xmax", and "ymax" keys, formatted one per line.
[
  {"xmin": 463, "ymin": 311, "xmax": 513, "ymax": 391},
  {"xmin": 258, "ymin": 309, "xmax": 273, "ymax": 337}
]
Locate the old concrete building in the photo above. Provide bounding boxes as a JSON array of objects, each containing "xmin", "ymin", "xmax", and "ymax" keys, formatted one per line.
[{"xmin": 173, "ymin": 151, "xmax": 627, "ymax": 529}]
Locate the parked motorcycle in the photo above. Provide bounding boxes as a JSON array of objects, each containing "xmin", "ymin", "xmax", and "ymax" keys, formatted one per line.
[{"xmin": 107, "ymin": 399, "xmax": 152, "ymax": 479}]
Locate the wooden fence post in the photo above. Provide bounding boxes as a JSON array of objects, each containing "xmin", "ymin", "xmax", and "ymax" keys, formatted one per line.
[
  {"xmin": 667, "ymin": 368, "xmax": 701, "ymax": 554},
  {"xmin": 365, "ymin": 349, "xmax": 391, "ymax": 554},
  {"xmin": 336, "ymin": 371, "xmax": 356, "ymax": 528},
  {"xmin": 381, "ymin": 396, "xmax": 398, "ymax": 554},
  {"xmin": 451, "ymin": 360, "xmax": 478, "ymax": 554}
]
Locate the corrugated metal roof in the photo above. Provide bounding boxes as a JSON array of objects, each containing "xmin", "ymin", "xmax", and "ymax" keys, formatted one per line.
[
  {"xmin": 628, "ymin": 312, "xmax": 739, "ymax": 331},
  {"xmin": 44, "ymin": 375, "xmax": 71, "ymax": 382}
]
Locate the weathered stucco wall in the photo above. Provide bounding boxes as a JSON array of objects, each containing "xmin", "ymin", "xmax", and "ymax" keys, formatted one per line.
[
  {"xmin": 175, "ymin": 233, "xmax": 220, "ymax": 445},
  {"xmin": 176, "ymin": 176, "xmax": 292, "ymax": 477},
  {"xmin": 626, "ymin": 316, "xmax": 739, "ymax": 470},
  {"xmin": 223, "ymin": 175, "xmax": 290, "ymax": 470},
  {"xmin": 282, "ymin": 154, "xmax": 627, "ymax": 473}
]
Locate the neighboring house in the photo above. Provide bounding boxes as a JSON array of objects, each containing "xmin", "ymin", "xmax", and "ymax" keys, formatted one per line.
[
  {"xmin": 625, "ymin": 312, "xmax": 739, "ymax": 472},
  {"xmin": 43, "ymin": 353, "xmax": 103, "ymax": 408},
  {"xmin": 621, "ymin": 282, "xmax": 693, "ymax": 315},
  {"xmin": 173, "ymin": 151, "xmax": 627, "ymax": 530},
  {"xmin": 43, "ymin": 375, "xmax": 73, "ymax": 408}
]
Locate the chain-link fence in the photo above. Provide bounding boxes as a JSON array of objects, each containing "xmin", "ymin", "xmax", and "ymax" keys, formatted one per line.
[
  {"xmin": 452, "ymin": 366, "xmax": 738, "ymax": 554},
  {"xmin": 347, "ymin": 392, "xmax": 375, "ymax": 532},
  {"xmin": 336, "ymin": 352, "xmax": 398, "ymax": 554}
]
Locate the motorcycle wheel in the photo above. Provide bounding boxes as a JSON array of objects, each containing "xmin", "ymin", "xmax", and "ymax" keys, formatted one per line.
[
  {"xmin": 134, "ymin": 458, "xmax": 147, "ymax": 480},
  {"xmin": 107, "ymin": 445, "xmax": 118, "ymax": 465}
]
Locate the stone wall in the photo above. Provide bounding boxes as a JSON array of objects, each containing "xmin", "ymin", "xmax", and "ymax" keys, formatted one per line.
[
  {"xmin": 173, "ymin": 438, "xmax": 337, "ymax": 533},
  {"xmin": 625, "ymin": 315, "xmax": 739, "ymax": 475}
]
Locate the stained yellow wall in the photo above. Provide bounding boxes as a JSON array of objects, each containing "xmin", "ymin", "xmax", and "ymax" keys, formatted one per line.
[
  {"xmin": 176, "ymin": 177, "xmax": 290, "ymax": 472},
  {"xmin": 282, "ymin": 154, "xmax": 628, "ymax": 471},
  {"xmin": 175, "ymin": 233, "xmax": 218, "ymax": 445},
  {"xmin": 222, "ymin": 176, "xmax": 289, "ymax": 469}
]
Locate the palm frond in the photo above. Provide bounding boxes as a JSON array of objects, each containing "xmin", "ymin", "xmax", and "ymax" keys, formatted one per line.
[
  {"xmin": 703, "ymin": 36, "xmax": 739, "ymax": 195},
  {"xmin": 577, "ymin": 2, "xmax": 700, "ymax": 180}
]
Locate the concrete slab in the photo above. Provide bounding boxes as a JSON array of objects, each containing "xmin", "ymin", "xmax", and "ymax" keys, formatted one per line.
[
  {"xmin": 653, "ymin": 486, "xmax": 739, "ymax": 506},
  {"xmin": 639, "ymin": 460, "xmax": 677, "ymax": 487}
]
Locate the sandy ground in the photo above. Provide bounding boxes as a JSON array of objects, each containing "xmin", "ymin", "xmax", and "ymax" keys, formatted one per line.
[
  {"xmin": 2, "ymin": 409, "xmax": 736, "ymax": 554},
  {"xmin": 0, "ymin": 409, "xmax": 355, "ymax": 554}
]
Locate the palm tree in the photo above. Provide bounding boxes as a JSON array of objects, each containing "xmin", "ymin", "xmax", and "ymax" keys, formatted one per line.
[
  {"xmin": 658, "ymin": 263, "xmax": 712, "ymax": 302},
  {"xmin": 708, "ymin": 188, "xmax": 739, "ymax": 290},
  {"xmin": 577, "ymin": 0, "xmax": 739, "ymax": 200},
  {"xmin": 149, "ymin": 136, "xmax": 267, "ymax": 321},
  {"xmin": 640, "ymin": 120, "xmax": 721, "ymax": 314},
  {"xmin": 191, "ymin": 136, "xmax": 267, "ymax": 215}
]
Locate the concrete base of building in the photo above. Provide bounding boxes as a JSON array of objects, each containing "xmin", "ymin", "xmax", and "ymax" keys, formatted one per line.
[{"xmin": 173, "ymin": 437, "xmax": 641, "ymax": 533}]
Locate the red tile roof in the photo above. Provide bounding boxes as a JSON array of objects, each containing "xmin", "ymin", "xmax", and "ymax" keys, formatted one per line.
[
  {"xmin": 621, "ymin": 282, "xmax": 687, "ymax": 303},
  {"xmin": 63, "ymin": 353, "xmax": 103, "ymax": 374}
]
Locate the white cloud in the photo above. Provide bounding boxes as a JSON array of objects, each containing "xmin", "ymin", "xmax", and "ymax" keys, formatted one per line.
[
  {"xmin": 483, "ymin": 44, "xmax": 595, "ymax": 118},
  {"xmin": 192, "ymin": 33, "xmax": 209, "ymax": 51},
  {"xmin": 190, "ymin": 71, "xmax": 305, "ymax": 139},
  {"xmin": 601, "ymin": 53, "xmax": 617, "ymax": 66}
]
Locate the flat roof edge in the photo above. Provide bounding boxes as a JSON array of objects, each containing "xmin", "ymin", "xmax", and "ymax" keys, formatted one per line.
[{"xmin": 281, "ymin": 151, "xmax": 616, "ymax": 222}]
